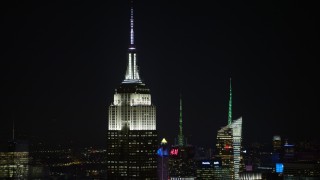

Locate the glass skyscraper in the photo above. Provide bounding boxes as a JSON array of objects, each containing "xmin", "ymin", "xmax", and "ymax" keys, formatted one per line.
[
  {"xmin": 215, "ymin": 117, "xmax": 242, "ymax": 180},
  {"xmin": 215, "ymin": 80, "xmax": 243, "ymax": 180}
]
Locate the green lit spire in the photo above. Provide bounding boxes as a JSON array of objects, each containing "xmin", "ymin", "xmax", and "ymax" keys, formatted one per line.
[
  {"xmin": 178, "ymin": 94, "xmax": 184, "ymax": 146},
  {"xmin": 228, "ymin": 78, "xmax": 232, "ymax": 125}
]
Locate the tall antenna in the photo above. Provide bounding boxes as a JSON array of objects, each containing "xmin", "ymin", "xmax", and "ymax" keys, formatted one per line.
[
  {"xmin": 130, "ymin": 0, "xmax": 135, "ymax": 47},
  {"xmin": 178, "ymin": 94, "xmax": 184, "ymax": 146},
  {"xmin": 123, "ymin": 0, "xmax": 141, "ymax": 83},
  {"xmin": 12, "ymin": 118, "xmax": 15, "ymax": 140},
  {"xmin": 228, "ymin": 78, "xmax": 232, "ymax": 125}
]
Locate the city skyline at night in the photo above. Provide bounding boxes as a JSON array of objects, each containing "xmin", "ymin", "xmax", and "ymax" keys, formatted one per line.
[{"xmin": 1, "ymin": 0, "xmax": 319, "ymax": 148}]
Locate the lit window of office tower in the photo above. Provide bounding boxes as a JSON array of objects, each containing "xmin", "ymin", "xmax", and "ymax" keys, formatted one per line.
[
  {"xmin": 215, "ymin": 79, "xmax": 243, "ymax": 180},
  {"xmin": 216, "ymin": 125, "xmax": 234, "ymax": 180},
  {"xmin": 106, "ymin": 3, "xmax": 157, "ymax": 179}
]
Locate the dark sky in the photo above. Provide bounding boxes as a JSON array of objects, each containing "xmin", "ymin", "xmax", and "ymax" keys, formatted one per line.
[{"xmin": 1, "ymin": 0, "xmax": 318, "ymax": 148}]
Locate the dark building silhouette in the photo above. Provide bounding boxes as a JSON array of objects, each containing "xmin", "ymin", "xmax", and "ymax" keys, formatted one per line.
[
  {"xmin": 273, "ymin": 135, "xmax": 282, "ymax": 153},
  {"xmin": 168, "ymin": 96, "xmax": 196, "ymax": 179}
]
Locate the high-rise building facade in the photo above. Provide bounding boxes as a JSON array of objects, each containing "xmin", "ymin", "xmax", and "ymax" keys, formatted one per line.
[
  {"xmin": 196, "ymin": 159, "xmax": 221, "ymax": 179},
  {"xmin": 106, "ymin": 4, "xmax": 157, "ymax": 179},
  {"xmin": 272, "ymin": 135, "xmax": 282, "ymax": 164},
  {"xmin": 215, "ymin": 79, "xmax": 243, "ymax": 180},
  {"xmin": 215, "ymin": 117, "xmax": 243, "ymax": 180},
  {"xmin": 230, "ymin": 117, "xmax": 242, "ymax": 180},
  {"xmin": 0, "ymin": 140, "xmax": 29, "ymax": 179},
  {"xmin": 215, "ymin": 124, "xmax": 234, "ymax": 180},
  {"xmin": 272, "ymin": 135, "xmax": 282, "ymax": 153}
]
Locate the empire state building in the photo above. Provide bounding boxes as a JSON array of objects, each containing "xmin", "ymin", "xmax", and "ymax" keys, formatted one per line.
[{"xmin": 106, "ymin": 4, "xmax": 158, "ymax": 179}]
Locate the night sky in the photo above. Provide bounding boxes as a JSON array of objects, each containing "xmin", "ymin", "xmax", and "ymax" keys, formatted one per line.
[{"xmin": 1, "ymin": 1, "xmax": 318, "ymax": 148}]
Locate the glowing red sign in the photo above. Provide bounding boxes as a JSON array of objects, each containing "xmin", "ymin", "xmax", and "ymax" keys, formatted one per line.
[
  {"xmin": 225, "ymin": 144, "xmax": 232, "ymax": 149},
  {"xmin": 170, "ymin": 149, "xmax": 179, "ymax": 156}
]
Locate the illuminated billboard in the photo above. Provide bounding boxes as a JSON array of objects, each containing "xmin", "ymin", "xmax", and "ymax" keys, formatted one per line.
[
  {"xmin": 157, "ymin": 147, "xmax": 169, "ymax": 157},
  {"xmin": 276, "ymin": 163, "xmax": 284, "ymax": 173},
  {"xmin": 170, "ymin": 148, "xmax": 179, "ymax": 156}
]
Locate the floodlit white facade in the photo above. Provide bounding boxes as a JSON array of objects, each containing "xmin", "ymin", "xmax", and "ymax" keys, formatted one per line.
[
  {"xmin": 113, "ymin": 93, "xmax": 151, "ymax": 106},
  {"xmin": 108, "ymin": 94, "xmax": 156, "ymax": 130},
  {"xmin": 107, "ymin": 3, "xmax": 156, "ymax": 131},
  {"xmin": 124, "ymin": 53, "xmax": 141, "ymax": 82},
  {"xmin": 231, "ymin": 117, "xmax": 242, "ymax": 180}
]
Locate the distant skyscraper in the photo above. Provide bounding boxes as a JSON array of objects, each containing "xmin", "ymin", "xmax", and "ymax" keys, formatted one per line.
[
  {"xmin": 215, "ymin": 118, "xmax": 243, "ymax": 180},
  {"xmin": 272, "ymin": 135, "xmax": 282, "ymax": 164},
  {"xmin": 178, "ymin": 94, "xmax": 184, "ymax": 147},
  {"xmin": 106, "ymin": 4, "xmax": 157, "ymax": 179},
  {"xmin": 0, "ymin": 140, "xmax": 29, "ymax": 179},
  {"xmin": 215, "ymin": 123, "xmax": 234, "ymax": 180},
  {"xmin": 228, "ymin": 78, "xmax": 232, "ymax": 125},
  {"xmin": 273, "ymin": 135, "xmax": 282, "ymax": 153},
  {"xmin": 283, "ymin": 140, "xmax": 295, "ymax": 162},
  {"xmin": 157, "ymin": 138, "xmax": 169, "ymax": 180},
  {"xmin": 0, "ymin": 122, "xmax": 29, "ymax": 179},
  {"xmin": 215, "ymin": 79, "xmax": 243, "ymax": 180},
  {"xmin": 169, "ymin": 96, "xmax": 196, "ymax": 179}
]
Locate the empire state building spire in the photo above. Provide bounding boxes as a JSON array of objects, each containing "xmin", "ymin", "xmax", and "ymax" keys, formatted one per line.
[
  {"xmin": 129, "ymin": 4, "xmax": 135, "ymax": 47},
  {"xmin": 107, "ymin": 2, "xmax": 157, "ymax": 178},
  {"xmin": 123, "ymin": 2, "xmax": 141, "ymax": 83}
]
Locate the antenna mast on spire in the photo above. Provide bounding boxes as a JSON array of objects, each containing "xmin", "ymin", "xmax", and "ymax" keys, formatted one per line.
[
  {"xmin": 228, "ymin": 78, "xmax": 232, "ymax": 125},
  {"xmin": 123, "ymin": 0, "xmax": 141, "ymax": 83},
  {"xmin": 12, "ymin": 118, "xmax": 15, "ymax": 140},
  {"xmin": 178, "ymin": 94, "xmax": 184, "ymax": 146},
  {"xmin": 130, "ymin": 1, "xmax": 135, "ymax": 48}
]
